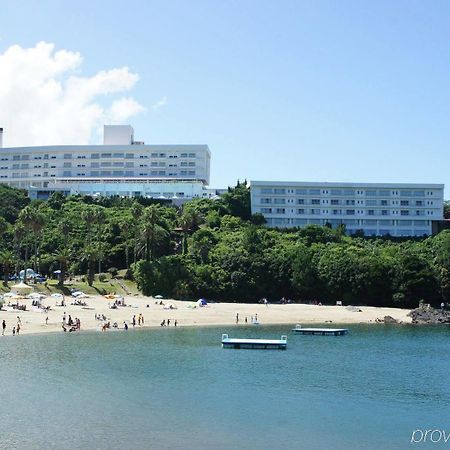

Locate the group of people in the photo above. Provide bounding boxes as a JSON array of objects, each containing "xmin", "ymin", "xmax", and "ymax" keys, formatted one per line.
[
  {"xmin": 160, "ymin": 319, "xmax": 177, "ymax": 327},
  {"xmin": 1, "ymin": 316, "xmax": 22, "ymax": 336},
  {"xmin": 131, "ymin": 314, "xmax": 145, "ymax": 327},
  {"xmin": 236, "ymin": 313, "xmax": 259, "ymax": 324},
  {"xmin": 61, "ymin": 312, "xmax": 80, "ymax": 332}
]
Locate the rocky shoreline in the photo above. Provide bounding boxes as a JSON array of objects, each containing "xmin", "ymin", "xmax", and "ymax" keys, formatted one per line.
[{"xmin": 408, "ymin": 306, "xmax": 450, "ymax": 324}]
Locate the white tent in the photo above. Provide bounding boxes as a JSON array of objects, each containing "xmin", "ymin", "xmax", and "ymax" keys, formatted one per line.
[{"xmin": 11, "ymin": 282, "xmax": 33, "ymax": 294}]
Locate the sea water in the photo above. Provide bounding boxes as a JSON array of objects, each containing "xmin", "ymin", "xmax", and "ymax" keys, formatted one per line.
[{"xmin": 0, "ymin": 324, "xmax": 448, "ymax": 450}]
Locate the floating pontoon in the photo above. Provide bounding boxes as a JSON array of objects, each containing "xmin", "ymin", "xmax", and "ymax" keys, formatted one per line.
[
  {"xmin": 292, "ymin": 324, "xmax": 348, "ymax": 336},
  {"xmin": 221, "ymin": 334, "xmax": 287, "ymax": 350}
]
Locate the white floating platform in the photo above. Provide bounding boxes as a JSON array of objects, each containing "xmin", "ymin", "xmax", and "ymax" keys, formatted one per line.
[
  {"xmin": 222, "ymin": 334, "xmax": 287, "ymax": 350},
  {"xmin": 292, "ymin": 325, "xmax": 348, "ymax": 336}
]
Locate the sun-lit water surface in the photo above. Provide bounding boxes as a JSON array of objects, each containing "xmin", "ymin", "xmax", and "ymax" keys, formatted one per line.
[{"xmin": 0, "ymin": 324, "xmax": 448, "ymax": 450}]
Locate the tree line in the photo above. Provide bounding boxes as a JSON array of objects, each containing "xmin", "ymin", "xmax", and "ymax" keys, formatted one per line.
[{"xmin": 0, "ymin": 182, "xmax": 449, "ymax": 308}]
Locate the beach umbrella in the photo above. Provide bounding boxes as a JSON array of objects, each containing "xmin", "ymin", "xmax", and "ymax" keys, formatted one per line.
[{"xmin": 11, "ymin": 282, "xmax": 33, "ymax": 294}]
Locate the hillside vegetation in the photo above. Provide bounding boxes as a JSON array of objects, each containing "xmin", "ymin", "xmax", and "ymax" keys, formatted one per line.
[{"xmin": 0, "ymin": 182, "xmax": 449, "ymax": 308}]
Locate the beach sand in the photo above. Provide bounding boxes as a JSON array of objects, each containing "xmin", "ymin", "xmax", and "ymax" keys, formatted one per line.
[{"xmin": 0, "ymin": 294, "xmax": 412, "ymax": 336}]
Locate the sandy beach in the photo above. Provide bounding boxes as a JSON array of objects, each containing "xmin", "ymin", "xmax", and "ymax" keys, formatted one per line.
[{"xmin": 0, "ymin": 294, "xmax": 413, "ymax": 336}]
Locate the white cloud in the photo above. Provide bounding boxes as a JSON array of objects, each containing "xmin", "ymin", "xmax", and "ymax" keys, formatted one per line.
[
  {"xmin": 152, "ymin": 96, "xmax": 168, "ymax": 111},
  {"xmin": 0, "ymin": 41, "xmax": 145, "ymax": 146}
]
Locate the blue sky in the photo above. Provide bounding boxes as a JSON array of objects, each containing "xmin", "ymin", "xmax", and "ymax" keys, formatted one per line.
[{"xmin": 1, "ymin": 0, "xmax": 449, "ymax": 196}]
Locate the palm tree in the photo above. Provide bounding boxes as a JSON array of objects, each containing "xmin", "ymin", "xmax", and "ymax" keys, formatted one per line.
[
  {"xmin": 53, "ymin": 248, "xmax": 71, "ymax": 287},
  {"xmin": 18, "ymin": 205, "xmax": 45, "ymax": 274},
  {"xmin": 0, "ymin": 250, "xmax": 15, "ymax": 287},
  {"xmin": 141, "ymin": 205, "xmax": 168, "ymax": 261},
  {"xmin": 82, "ymin": 245, "xmax": 99, "ymax": 287}
]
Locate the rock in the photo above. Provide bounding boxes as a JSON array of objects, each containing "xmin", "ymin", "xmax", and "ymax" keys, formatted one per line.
[
  {"xmin": 383, "ymin": 315, "xmax": 398, "ymax": 324},
  {"xmin": 408, "ymin": 306, "xmax": 450, "ymax": 324}
]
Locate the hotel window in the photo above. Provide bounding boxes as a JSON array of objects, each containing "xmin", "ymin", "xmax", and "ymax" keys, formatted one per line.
[
  {"xmin": 309, "ymin": 189, "xmax": 320, "ymax": 195},
  {"xmin": 113, "ymin": 171, "xmax": 124, "ymax": 176},
  {"xmin": 159, "ymin": 171, "xmax": 166, "ymax": 175},
  {"xmin": 368, "ymin": 210, "xmax": 375, "ymax": 216},
  {"xmin": 332, "ymin": 209, "xmax": 340, "ymax": 215},
  {"xmin": 101, "ymin": 171, "xmax": 111, "ymax": 176},
  {"xmin": 311, "ymin": 199, "xmax": 320, "ymax": 205},
  {"xmin": 125, "ymin": 153, "xmax": 134, "ymax": 159},
  {"xmin": 400, "ymin": 200, "xmax": 409, "ymax": 206},
  {"xmin": 12, "ymin": 164, "xmax": 19, "ymax": 169},
  {"xmin": 297, "ymin": 208, "xmax": 305, "ymax": 214},
  {"xmin": 180, "ymin": 153, "xmax": 187, "ymax": 158},
  {"xmin": 158, "ymin": 162, "xmax": 166, "ymax": 167},
  {"xmin": 261, "ymin": 208, "xmax": 272, "ymax": 214},
  {"xmin": 297, "ymin": 199, "xmax": 305, "ymax": 205},
  {"xmin": 113, "ymin": 153, "xmax": 124, "ymax": 158},
  {"xmin": 346, "ymin": 210, "xmax": 355, "ymax": 215},
  {"xmin": 159, "ymin": 153, "xmax": 166, "ymax": 158},
  {"xmin": 343, "ymin": 190, "xmax": 355, "ymax": 195},
  {"xmin": 63, "ymin": 154, "xmax": 72, "ymax": 159},
  {"xmin": 113, "ymin": 162, "xmax": 124, "ymax": 167},
  {"xmin": 188, "ymin": 162, "xmax": 195, "ymax": 167},
  {"xmin": 330, "ymin": 199, "xmax": 339, "ymax": 205},
  {"xmin": 378, "ymin": 190, "xmax": 389, "ymax": 196},
  {"xmin": 415, "ymin": 201, "xmax": 423, "ymax": 206},
  {"xmin": 400, "ymin": 210, "xmax": 410, "ymax": 216},
  {"xmin": 261, "ymin": 198, "xmax": 272, "ymax": 204},
  {"xmin": 413, "ymin": 191, "xmax": 425, "ymax": 197},
  {"xmin": 274, "ymin": 188, "xmax": 286, "ymax": 194},
  {"xmin": 400, "ymin": 191, "xmax": 412, "ymax": 197},
  {"xmin": 76, "ymin": 155, "xmax": 86, "ymax": 159},
  {"xmin": 345, "ymin": 200, "xmax": 355, "ymax": 205},
  {"xmin": 188, "ymin": 153, "xmax": 195, "ymax": 158},
  {"xmin": 366, "ymin": 200, "xmax": 377, "ymax": 206},
  {"xmin": 310, "ymin": 209, "xmax": 320, "ymax": 215},
  {"xmin": 274, "ymin": 198, "xmax": 285, "ymax": 204},
  {"xmin": 125, "ymin": 162, "xmax": 134, "ymax": 167},
  {"xmin": 101, "ymin": 153, "xmax": 112, "ymax": 158},
  {"xmin": 91, "ymin": 171, "xmax": 99, "ymax": 176},
  {"xmin": 62, "ymin": 171, "xmax": 72, "ymax": 177},
  {"xmin": 261, "ymin": 188, "xmax": 273, "ymax": 194},
  {"xmin": 366, "ymin": 190, "xmax": 377, "ymax": 196},
  {"xmin": 77, "ymin": 164, "xmax": 86, "ymax": 168},
  {"xmin": 381, "ymin": 210, "xmax": 388, "ymax": 216},
  {"xmin": 275, "ymin": 208, "xmax": 286, "ymax": 214},
  {"xmin": 13, "ymin": 155, "xmax": 20, "ymax": 160},
  {"xmin": 330, "ymin": 189, "xmax": 342, "ymax": 195},
  {"xmin": 188, "ymin": 170, "xmax": 195, "ymax": 175},
  {"xmin": 91, "ymin": 153, "xmax": 100, "ymax": 159},
  {"xmin": 295, "ymin": 189, "xmax": 307, "ymax": 195},
  {"xmin": 381, "ymin": 200, "xmax": 388, "ymax": 206}
]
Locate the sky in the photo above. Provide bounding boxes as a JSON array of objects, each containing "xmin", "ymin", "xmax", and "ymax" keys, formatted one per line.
[{"xmin": 0, "ymin": 0, "xmax": 449, "ymax": 197}]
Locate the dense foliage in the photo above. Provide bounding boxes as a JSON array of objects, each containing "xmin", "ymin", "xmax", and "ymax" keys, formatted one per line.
[{"xmin": 0, "ymin": 181, "xmax": 449, "ymax": 308}]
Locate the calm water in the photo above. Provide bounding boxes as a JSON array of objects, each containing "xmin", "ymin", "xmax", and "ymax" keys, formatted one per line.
[{"xmin": 0, "ymin": 324, "xmax": 449, "ymax": 450}]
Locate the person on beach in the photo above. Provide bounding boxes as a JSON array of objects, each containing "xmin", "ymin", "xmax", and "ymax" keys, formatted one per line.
[
  {"xmin": 141, "ymin": 315, "xmax": 144, "ymax": 325},
  {"xmin": 16, "ymin": 323, "xmax": 20, "ymax": 335},
  {"xmin": 124, "ymin": 322, "xmax": 128, "ymax": 330},
  {"xmin": 132, "ymin": 315, "xmax": 136, "ymax": 327},
  {"xmin": 167, "ymin": 319, "xmax": 170, "ymax": 326},
  {"xmin": 160, "ymin": 320, "xmax": 165, "ymax": 326},
  {"xmin": 236, "ymin": 313, "xmax": 239, "ymax": 324},
  {"xmin": 2, "ymin": 320, "xmax": 6, "ymax": 336},
  {"xmin": 174, "ymin": 320, "xmax": 177, "ymax": 327},
  {"xmin": 12, "ymin": 326, "xmax": 16, "ymax": 336},
  {"xmin": 138, "ymin": 315, "xmax": 141, "ymax": 326},
  {"xmin": 63, "ymin": 312, "xmax": 66, "ymax": 324},
  {"xmin": 45, "ymin": 316, "xmax": 49, "ymax": 325},
  {"xmin": 245, "ymin": 317, "xmax": 248, "ymax": 324},
  {"xmin": 17, "ymin": 316, "xmax": 22, "ymax": 325},
  {"xmin": 255, "ymin": 313, "xmax": 258, "ymax": 322}
]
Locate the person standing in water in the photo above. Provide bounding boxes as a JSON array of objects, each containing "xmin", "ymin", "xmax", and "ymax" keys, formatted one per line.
[{"xmin": 2, "ymin": 319, "xmax": 6, "ymax": 336}]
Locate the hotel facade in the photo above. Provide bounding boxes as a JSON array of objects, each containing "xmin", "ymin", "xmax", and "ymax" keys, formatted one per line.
[
  {"xmin": 250, "ymin": 181, "xmax": 445, "ymax": 236},
  {"xmin": 0, "ymin": 126, "xmax": 214, "ymax": 202}
]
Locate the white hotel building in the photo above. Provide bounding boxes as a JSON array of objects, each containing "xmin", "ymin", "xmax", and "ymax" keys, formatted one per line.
[
  {"xmin": 250, "ymin": 181, "xmax": 445, "ymax": 236},
  {"xmin": 0, "ymin": 125, "xmax": 214, "ymax": 202}
]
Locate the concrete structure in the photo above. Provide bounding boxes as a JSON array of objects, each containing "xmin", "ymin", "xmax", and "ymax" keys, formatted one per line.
[
  {"xmin": 0, "ymin": 125, "xmax": 211, "ymax": 202},
  {"xmin": 250, "ymin": 181, "xmax": 445, "ymax": 236}
]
